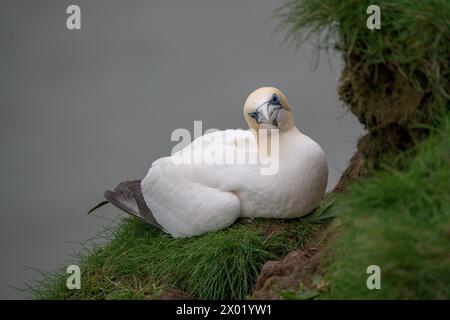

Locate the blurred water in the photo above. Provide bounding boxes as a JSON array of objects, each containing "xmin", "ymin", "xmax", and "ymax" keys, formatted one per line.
[{"xmin": 0, "ymin": 0, "xmax": 364, "ymax": 298}]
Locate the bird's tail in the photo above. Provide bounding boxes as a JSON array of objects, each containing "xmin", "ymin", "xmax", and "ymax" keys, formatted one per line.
[{"xmin": 87, "ymin": 180, "xmax": 161, "ymax": 228}]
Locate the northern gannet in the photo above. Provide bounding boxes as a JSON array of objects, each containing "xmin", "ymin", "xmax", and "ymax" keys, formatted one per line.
[{"xmin": 90, "ymin": 87, "xmax": 328, "ymax": 237}]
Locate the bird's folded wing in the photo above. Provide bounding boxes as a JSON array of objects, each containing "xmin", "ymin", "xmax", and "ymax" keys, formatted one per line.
[
  {"xmin": 141, "ymin": 162, "xmax": 241, "ymax": 237},
  {"xmin": 141, "ymin": 129, "xmax": 255, "ymax": 237}
]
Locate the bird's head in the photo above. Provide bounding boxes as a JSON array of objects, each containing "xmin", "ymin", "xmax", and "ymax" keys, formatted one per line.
[{"xmin": 243, "ymin": 87, "xmax": 295, "ymax": 132}]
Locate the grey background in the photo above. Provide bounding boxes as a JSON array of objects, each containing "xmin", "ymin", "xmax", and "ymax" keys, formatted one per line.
[{"xmin": 0, "ymin": 0, "xmax": 364, "ymax": 299}]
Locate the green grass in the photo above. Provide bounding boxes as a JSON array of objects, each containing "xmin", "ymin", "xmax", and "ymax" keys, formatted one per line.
[
  {"xmin": 323, "ymin": 113, "xmax": 450, "ymax": 299},
  {"xmin": 29, "ymin": 205, "xmax": 334, "ymax": 300}
]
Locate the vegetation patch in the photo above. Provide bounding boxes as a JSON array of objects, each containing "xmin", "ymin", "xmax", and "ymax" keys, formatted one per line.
[
  {"xmin": 29, "ymin": 204, "xmax": 335, "ymax": 300},
  {"xmin": 324, "ymin": 114, "xmax": 450, "ymax": 299}
]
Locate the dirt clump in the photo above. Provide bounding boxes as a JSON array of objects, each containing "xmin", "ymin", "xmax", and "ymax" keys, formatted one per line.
[{"xmin": 252, "ymin": 225, "xmax": 336, "ymax": 300}]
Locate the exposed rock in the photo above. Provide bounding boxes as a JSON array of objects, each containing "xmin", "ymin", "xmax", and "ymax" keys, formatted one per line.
[{"xmin": 252, "ymin": 227, "xmax": 334, "ymax": 300}]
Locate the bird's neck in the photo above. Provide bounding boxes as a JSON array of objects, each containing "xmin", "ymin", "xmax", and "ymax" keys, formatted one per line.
[{"xmin": 255, "ymin": 126, "xmax": 300, "ymax": 157}]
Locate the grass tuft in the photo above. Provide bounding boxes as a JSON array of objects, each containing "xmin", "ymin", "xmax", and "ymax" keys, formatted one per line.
[{"xmin": 276, "ymin": 0, "xmax": 450, "ymax": 103}]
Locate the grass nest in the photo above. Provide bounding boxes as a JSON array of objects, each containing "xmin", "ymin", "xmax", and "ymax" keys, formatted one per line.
[{"xmin": 28, "ymin": 201, "xmax": 337, "ymax": 300}]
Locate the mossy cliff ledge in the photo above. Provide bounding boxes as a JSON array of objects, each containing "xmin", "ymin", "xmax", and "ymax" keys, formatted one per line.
[{"xmin": 277, "ymin": 0, "xmax": 449, "ymax": 170}]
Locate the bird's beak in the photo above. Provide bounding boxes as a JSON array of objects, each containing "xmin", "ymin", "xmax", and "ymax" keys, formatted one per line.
[{"xmin": 249, "ymin": 103, "xmax": 283, "ymax": 126}]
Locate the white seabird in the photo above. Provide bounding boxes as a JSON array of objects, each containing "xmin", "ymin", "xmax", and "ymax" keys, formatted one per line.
[{"xmin": 90, "ymin": 87, "xmax": 328, "ymax": 238}]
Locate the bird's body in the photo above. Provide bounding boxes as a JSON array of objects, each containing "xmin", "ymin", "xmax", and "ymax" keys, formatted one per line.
[{"xmin": 91, "ymin": 87, "xmax": 328, "ymax": 238}]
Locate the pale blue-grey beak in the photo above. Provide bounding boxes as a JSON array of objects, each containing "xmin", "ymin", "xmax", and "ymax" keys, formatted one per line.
[{"xmin": 248, "ymin": 93, "xmax": 283, "ymax": 126}]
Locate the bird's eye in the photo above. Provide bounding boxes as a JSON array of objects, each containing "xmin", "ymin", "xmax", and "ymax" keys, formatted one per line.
[
  {"xmin": 271, "ymin": 93, "xmax": 279, "ymax": 105},
  {"xmin": 248, "ymin": 112, "xmax": 258, "ymax": 120}
]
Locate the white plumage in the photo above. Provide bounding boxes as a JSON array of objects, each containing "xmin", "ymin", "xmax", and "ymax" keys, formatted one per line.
[{"xmin": 140, "ymin": 87, "xmax": 328, "ymax": 237}]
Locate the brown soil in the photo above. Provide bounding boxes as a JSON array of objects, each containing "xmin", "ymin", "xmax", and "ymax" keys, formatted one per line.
[
  {"xmin": 338, "ymin": 60, "xmax": 430, "ymax": 169},
  {"xmin": 251, "ymin": 223, "xmax": 337, "ymax": 299},
  {"xmin": 159, "ymin": 288, "xmax": 192, "ymax": 300}
]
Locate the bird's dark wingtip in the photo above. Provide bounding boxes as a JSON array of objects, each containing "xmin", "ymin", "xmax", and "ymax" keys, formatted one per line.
[{"xmin": 88, "ymin": 200, "xmax": 110, "ymax": 214}]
